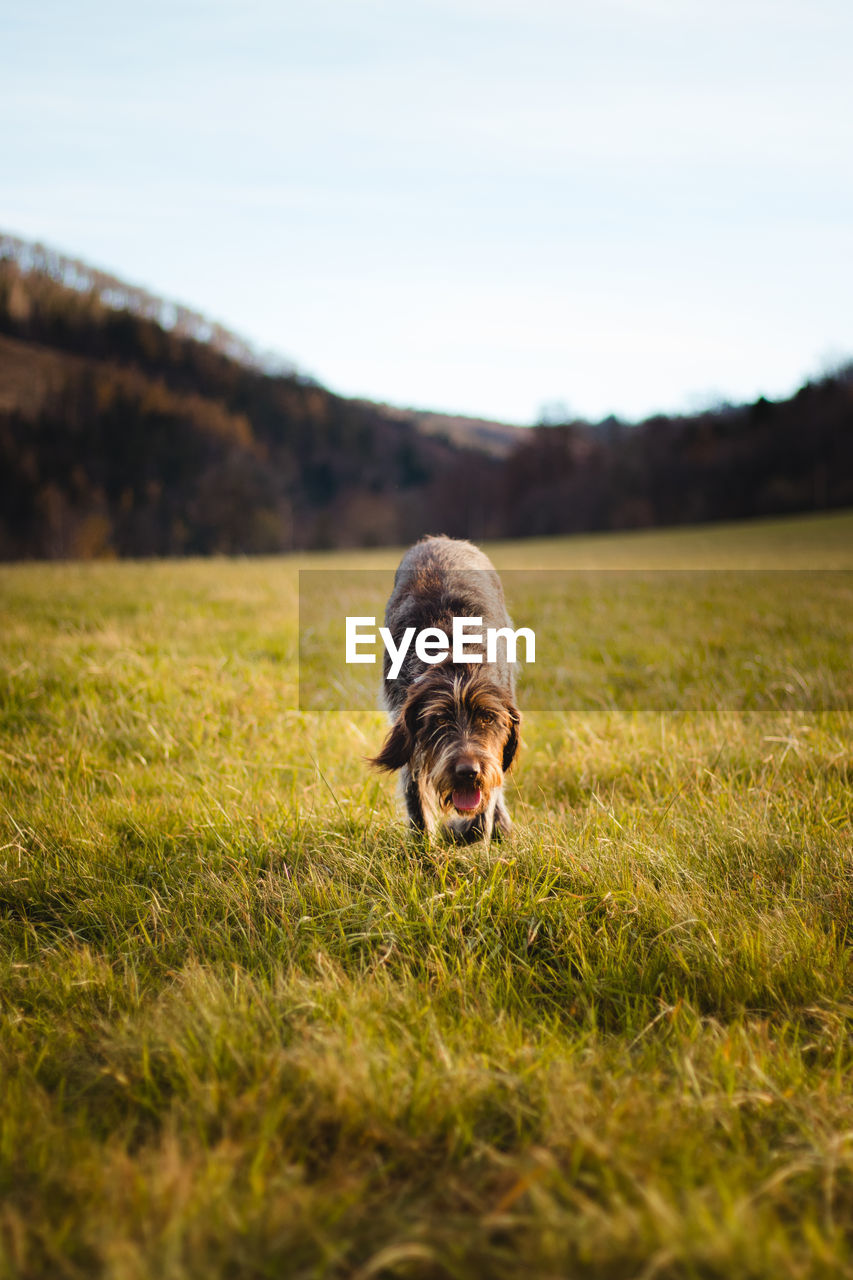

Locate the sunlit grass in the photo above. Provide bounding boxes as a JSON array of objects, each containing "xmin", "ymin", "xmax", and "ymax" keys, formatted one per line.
[{"xmin": 1, "ymin": 511, "xmax": 852, "ymax": 1278}]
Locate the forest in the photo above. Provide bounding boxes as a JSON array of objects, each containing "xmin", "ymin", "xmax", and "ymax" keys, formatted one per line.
[{"xmin": 1, "ymin": 241, "xmax": 851, "ymax": 558}]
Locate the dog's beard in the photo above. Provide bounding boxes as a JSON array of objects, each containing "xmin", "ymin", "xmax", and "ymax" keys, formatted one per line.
[{"xmin": 423, "ymin": 750, "xmax": 504, "ymax": 820}]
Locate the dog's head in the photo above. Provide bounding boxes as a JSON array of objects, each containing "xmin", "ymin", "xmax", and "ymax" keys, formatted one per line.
[{"xmin": 370, "ymin": 665, "xmax": 520, "ymax": 818}]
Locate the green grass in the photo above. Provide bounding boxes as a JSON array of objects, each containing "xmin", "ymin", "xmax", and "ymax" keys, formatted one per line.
[{"xmin": 1, "ymin": 510, "xmax": 852, "ymax": 1279}]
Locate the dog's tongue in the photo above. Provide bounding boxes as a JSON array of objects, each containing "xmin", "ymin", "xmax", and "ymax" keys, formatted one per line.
[{"xmin": 452, "ymin": 788, "xmax": 481, "ymax": 812}]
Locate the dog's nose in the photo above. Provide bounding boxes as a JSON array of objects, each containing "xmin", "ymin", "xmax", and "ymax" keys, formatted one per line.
[{"xmin": 455, "ymin": 758, "xmax": 480, "ymax": 781}]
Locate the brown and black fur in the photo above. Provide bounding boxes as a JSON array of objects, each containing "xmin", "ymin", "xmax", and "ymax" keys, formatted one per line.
[{"xmin": 370, "ymin": 536, "xmax": 521, "ymax": 842}]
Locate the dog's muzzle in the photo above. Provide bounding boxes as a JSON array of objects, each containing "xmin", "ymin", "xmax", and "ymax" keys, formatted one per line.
[{"xmin": 451, "ymin": 758, "xmax": 482, "ymax": 813}]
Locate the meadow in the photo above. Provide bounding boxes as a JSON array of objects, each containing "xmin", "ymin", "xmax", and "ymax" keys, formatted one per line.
[{"xmin": 1, "ymin": 510, "xmax": 852, "ymax": 1279}]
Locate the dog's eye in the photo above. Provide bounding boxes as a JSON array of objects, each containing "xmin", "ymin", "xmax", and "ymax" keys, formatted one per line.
[{"xmin": 475, "ymin": 711, "xmax": 495, "ymax": 726}]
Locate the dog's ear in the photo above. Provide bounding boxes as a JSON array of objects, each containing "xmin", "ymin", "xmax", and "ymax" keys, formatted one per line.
[
  {"xmin": 369, "ymin": 713, "xmax": 412, "ymax": 771},
  {"xmin": 502, "ymin": 704, "xmax": 522, "ymax": 772},
  {"xmin": 370, "ymin": 682, "xmax": 427, "ymax": 771}
]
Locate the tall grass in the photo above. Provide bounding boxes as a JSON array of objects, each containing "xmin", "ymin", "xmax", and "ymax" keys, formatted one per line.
[{"xmin": 1, "ymin": 511, "xmax": 852, "ymax": 1278}]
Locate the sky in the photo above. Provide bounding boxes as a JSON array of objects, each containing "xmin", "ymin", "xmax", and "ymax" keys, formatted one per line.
[{"xmin": 3, "ymin": 0, "xmax": 852, "ymax": 425}]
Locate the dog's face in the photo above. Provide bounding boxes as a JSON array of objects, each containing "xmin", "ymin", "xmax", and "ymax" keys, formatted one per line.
[{"xmin": 371, "ymin": 666, "xmax": 520, "ymax": 820}]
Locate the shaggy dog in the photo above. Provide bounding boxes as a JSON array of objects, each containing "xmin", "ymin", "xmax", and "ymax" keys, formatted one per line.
[{"xmin": 370, "ymin": 536, "xmax": 521, "ymax": 842}]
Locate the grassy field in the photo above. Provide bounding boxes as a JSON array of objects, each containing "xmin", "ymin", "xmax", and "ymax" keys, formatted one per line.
[{"xmin": 1, "ymin": 510, "xmax": 852, "ymax": 1279}]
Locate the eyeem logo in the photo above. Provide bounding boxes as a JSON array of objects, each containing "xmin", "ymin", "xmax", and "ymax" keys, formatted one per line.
[{"xmin": 346, "ymin": 616, "xmax": 536, "ymax": 679}]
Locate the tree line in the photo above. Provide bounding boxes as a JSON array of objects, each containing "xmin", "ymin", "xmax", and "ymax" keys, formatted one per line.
[{"xmin": 0, "ymin": 256, "xmax": 850, "ymax": 559}]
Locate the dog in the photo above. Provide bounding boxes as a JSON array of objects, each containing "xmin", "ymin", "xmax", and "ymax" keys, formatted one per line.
[{"xmin": 370, "ymin": 536, "xmax": 521, "ymax": 843}]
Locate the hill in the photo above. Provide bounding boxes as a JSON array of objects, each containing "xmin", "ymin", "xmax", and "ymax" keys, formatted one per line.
[
  {"xmin": 1, "ymin": 234, "xmax": 851, "ymax": 558},
  {"xmin": 0, "ymin": 239, "xmax": 510, "ymax": 557}
]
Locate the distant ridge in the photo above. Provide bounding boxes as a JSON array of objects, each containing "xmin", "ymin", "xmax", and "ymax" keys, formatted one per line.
[{"xmin": 354, "ymin": 401, "xmax": 527, "ymax": 459}]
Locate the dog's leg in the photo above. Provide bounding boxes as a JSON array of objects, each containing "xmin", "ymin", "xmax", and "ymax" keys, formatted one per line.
[
  {"xmin": 444, "ymin": 811, "xmax": 488, "ymax": 844},
  {"xmin": 400, "ymin": 766, "xmax": 427, "ymax": 833},
  {"xmin": 492, "ymin": 789, "xmax": 513, "ymax": 840}
]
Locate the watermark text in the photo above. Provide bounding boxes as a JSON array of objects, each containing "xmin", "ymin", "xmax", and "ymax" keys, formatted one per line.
[{"xmin": 346, "ymin": 616, "xmax": 536, "ymax": 678}]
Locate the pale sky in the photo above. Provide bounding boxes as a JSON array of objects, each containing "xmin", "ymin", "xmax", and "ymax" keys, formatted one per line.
[{"xmin": 3, "ymin": 0, "xmax": 852, "ymax": 424}]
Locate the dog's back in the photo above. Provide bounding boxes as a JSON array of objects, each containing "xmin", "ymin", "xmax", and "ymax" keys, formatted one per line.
[{"xmin": 381, "ymin": 535, "xmax": 513, "ymax": 717}]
